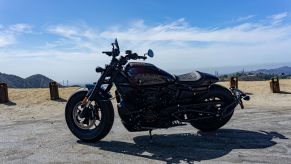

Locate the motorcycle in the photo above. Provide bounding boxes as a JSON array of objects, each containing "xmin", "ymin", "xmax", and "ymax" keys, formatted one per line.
[{"xmin": 65, "ymin": 39, "xmax": 250, "ymax": 142}]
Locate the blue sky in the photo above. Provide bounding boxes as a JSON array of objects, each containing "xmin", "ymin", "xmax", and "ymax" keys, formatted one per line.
[{"xmin": 0, "ymin": 0, "xmax": 291, "ymax": 84}]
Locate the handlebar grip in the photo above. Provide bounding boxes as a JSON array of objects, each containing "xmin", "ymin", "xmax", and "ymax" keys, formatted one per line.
[{"xmin": 138, "ymin": 56, "xmax": 147, "ymax": 60}]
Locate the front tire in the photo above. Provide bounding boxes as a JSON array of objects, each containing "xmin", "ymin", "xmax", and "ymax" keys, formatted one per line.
[
  {"xmin": 65, "ymin": 90, "xmax": 114, "ymax": 142},
  {"xmin": 190, "ymin": 84, "xmax": 235, "ymax": 132}
]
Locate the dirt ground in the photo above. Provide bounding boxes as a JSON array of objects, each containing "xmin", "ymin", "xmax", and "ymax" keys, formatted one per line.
[{"xmin": 1, "ymin": 80, "xmax": 291, "ymax": 163}]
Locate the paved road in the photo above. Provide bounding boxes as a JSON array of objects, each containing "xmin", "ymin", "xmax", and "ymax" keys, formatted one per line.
[{"xmin": 0, "ymin": 104, "xmax": 291, "ymax": 163}]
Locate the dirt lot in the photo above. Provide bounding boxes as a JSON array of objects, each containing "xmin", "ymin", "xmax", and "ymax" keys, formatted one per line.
[{"xmin": 1, "ymin": 80, "xmax": 291, "ymax": 163}]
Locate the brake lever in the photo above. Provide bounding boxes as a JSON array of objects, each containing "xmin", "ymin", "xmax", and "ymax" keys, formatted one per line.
[{"xmin": 102, "ymin": 51, "xmax": 112, "ymax": 56}]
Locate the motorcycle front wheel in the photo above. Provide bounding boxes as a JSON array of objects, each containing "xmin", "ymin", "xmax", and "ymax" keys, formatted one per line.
[
  {"xmin": 190, "ymin": 84, "xmax": 236, "ymax": 132},
  {"xmin": 65, "ymin": 91, "xmax": 114, "ymax": 142}
]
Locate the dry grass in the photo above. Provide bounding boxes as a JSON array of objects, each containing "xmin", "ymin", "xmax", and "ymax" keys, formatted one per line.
[
  {"xmin": 0, "ymin": 87, "xmax": 79, "ymax": 121},
  {"xmin": 219, "ymin": 79, "xmax": 291, "ymax": 108},
  {"xmin": 6, "ymin": 87, "xmax": 79, "ymax": 107},
  {"xmin": 2, "ymin": 79, "xmax": 291, "ymax": 113}
]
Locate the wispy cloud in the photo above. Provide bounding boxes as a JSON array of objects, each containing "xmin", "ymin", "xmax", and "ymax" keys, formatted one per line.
[
  {"xmin": 47, "ymin": 24, "xmax": 104, "ymax": 52},
  {"xmin": 268, "ymin": 12, "xmax": 288, "ymax": 24},
  {"xmin": 9, "ymin": 24, "xmax": 32, "ymax": 32},
  {"xmin": 8, "ymin": 13, "xmax": 290, "ymax": 61},
  {"xmin": 1, "ymin": 13, "xmax": 291, "ymax": 83},
  {"xmin": 0, "ymin": 23, "xmax": 32, "ymax": 47},
  {"xmin": 99, "ymin": 17, "xmax": 291, "ymax": 44},
  {"xmin": 236, "ymin": 15, "xmax": 255, "ymax": 22},
  {"xmin": 44, "ymin": 13, "xmax": 291, "ymax": 70},
  {"xmin": 0, "ymin": 33, "xmax": 15, "ymax": 47}
]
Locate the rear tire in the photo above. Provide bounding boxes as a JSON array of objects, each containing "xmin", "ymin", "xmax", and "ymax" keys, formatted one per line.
[
  {"xmin": 190, "ymin": 84, "xmax": 235, "ymax": 132},
  {"xmin": 65, "ymin": 91, "xmax": 114, "ymax": 142}
]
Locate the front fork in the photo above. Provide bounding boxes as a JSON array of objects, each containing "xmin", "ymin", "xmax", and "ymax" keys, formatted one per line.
[
  {"xmin": 79, "ymin": 67, "xmax": 110, "ymax": 119},
  {"xmin": 81, "ymin": 64, "xmax": 112, "ymax": 107},
  {"xmin": 79, "ymin": 88, "xmax": 101, "ymax": 119},
  {"xmin": 80, "ymin": 67, "xmax": 119, "ymax": 119}
]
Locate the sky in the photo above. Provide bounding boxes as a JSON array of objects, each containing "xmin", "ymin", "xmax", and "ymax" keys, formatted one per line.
[{"xmin": 0, "ymin": 0, "xmax": 291, "ymax": 84}]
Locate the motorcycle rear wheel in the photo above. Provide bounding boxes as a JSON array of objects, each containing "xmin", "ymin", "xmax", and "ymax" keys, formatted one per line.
[{"xmin": 190, "ymin": 84, "xmax": 235, "ymax": 132}]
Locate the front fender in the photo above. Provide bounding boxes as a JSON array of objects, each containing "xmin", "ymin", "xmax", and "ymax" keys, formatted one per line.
[
  {"xmin": 67, "ymin": 85, "xmax": 112, "ymax": 104},
  {"xmin": 85, "ymin": 84, "xmax": 112, "ymax": 100},
  {"xmin": 67, "ymin": 88, "xmax": 88, "ymax": 104}
]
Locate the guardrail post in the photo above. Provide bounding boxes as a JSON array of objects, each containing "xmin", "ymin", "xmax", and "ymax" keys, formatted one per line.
[
  {"xmin": 230, "ymin": 77, "xmax": 238, "ymax": 88},
  {"xmin": 49, "ymin": 82, "xmax": 59, "ymax": 100},
  {"xmin": 0, "ymin": 83, "xmax": 9, "ymax": 103},
  {"xmin": 270, "ymin": 77, "xmax": 280, "ymax": 93}
]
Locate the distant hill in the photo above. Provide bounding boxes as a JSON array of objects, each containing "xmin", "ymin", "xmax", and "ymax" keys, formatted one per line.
[
  {"xmin": 219, "ymin": 66, "xmax": 291, "ymax": 81},
  {"xmin": 254, "ymin": 66, "xmax": 291, "ymax": 75},
  {"xmin": 0, "ymin": 73, "xmax": 60, "ymax": 88}
]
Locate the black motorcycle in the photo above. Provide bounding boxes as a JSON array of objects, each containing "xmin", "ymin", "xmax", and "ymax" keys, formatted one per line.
[{"xmin": 65, "ymin": 39, "xmax": 249, "ymax": 142}]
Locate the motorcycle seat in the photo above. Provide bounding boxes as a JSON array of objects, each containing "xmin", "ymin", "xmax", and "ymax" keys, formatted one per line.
[
  {"xmin": 176, "ymin": 71, "xmax": 202, "ymax": 81},
  {"xmin": 175, "ymin": 71, "xmax": 203, "ymax": 85}
]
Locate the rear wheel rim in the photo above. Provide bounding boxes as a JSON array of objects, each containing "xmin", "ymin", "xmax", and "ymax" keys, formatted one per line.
[{"xmin": 203, "ymin": 95, "xmax": 228, "ymax": 117}]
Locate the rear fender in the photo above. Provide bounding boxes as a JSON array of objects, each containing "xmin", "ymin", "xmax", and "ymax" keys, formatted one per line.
[
  {"xmin": 199, "ymin": 72, "xmax": 219, "ymax": 86},
  {"xmin": 208, "ymin": 84, "xmax": 233, "ymax": 96}
]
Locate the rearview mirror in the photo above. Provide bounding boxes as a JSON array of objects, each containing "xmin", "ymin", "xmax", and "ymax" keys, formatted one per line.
[{"xmin": 147, "ymin": 49, "xmax": 154, "ymax": 58}]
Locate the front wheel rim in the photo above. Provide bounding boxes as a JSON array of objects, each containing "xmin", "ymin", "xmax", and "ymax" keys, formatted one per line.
[{"xmin": 72, "ymin": 101, "xmax": 101, "ymax": 130}]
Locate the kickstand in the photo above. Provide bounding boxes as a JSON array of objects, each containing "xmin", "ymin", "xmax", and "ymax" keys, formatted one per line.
[{"xmin": 149, "ymin": 130, "xmax": 153, "ymax": 143}]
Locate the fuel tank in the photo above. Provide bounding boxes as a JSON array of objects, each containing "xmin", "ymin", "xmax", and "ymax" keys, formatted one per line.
[{"xmin": 125, "ymin": 62, "xmax": 175, "ymax": 86}]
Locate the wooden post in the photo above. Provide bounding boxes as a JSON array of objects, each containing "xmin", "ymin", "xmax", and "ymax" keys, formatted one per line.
[
  {"xmin": 0, "ymin": 83, "xmax": 9, "ymax": 103},
  {"xmin": 49, "ymin": 82, "xmax": 59, "ymax": 100},
  {"xmin": 270, "ymin": 77, "xmax": 280, "ymax": 93},
  {"xmin": 230, "ymin": 77, "xmax": 238, "ymax": 88}
]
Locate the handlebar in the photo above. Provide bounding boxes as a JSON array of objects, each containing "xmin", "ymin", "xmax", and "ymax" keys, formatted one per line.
[
  {"xmin": 127, "ymin": 52, "xmax": 146, "ymax": 60},
  {"xmin": 137, "ymin": 55, "xmax": 147, "ymax": 60},
  {"xmin": 102, "ymin": 40, "xmax": 147, "ymax": 66}
]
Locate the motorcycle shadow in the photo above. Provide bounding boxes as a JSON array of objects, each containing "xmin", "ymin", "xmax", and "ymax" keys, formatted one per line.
[{"xmin": 78, "ymin": 129, "xmax": 287, "ymax": 163}]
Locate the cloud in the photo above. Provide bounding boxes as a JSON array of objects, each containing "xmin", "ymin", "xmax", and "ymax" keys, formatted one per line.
[
  {"xmin": 44, "ymin": 14, "xmax": 291, "ymax": 71},
  {"xmin": 9, "ymin": 23, "xmax": 32, "ymax": 32},
  {"xmin": 47, "ymin": 24, "xmax": 105, "ymax": 52},
  {"xmin": 100, "ymin": 18, "xmax": 291, "ymax": 44},
  {"xmin": 0, "ymin": 34, "xmax": 15, "ymax": 47},
  {"xmin": 1, "ymin": 13, "xmax": 291, "ymax": 83},
  {"xmin": 48, "ymin": 25, "xmax": 79, "ymax": 39},
  {"xmin": 0, "ymin": 23, "xmax": 32, "ymax": 47},
  {"xmin": 236, "ymin": 15, "xmax": 255, "ymax": 22},
  {"xmin": 268, "ymin": 12, "xmax": 288, "ymax": 24}
]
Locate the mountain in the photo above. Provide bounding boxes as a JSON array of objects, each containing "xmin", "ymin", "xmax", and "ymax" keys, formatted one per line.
[
  {"xmin": 25, "ymin": 74, "xmax": 56, "ymax": 88},
  {"xmin": 0, "ymin": 72, "xmax": 59, "ymax": 88},
  {"xmin": 0, "ymin": 73, "xmax": 31, "ymax": 88},
  {"xmin": 254, "ymin": 66, "xmax": 291, "ymax": 75}
]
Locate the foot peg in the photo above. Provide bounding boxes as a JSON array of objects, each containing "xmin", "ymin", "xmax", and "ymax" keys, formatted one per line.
[
  {"xmin": 230, "ymin": 88, "xmax": 250, "ymax": 109},
  {"xmin": 149, "ymin": 130, "xmax": 153, "ymax": 142}
]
